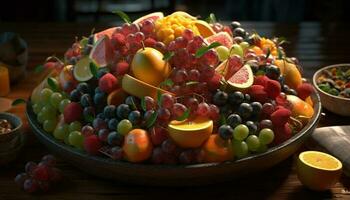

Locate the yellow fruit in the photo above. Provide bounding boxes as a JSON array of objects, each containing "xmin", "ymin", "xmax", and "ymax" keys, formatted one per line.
[
  {"xmin": 297, "ymin": 151, "xmax": 342, "ymax": 191},
  {"xmin": 73, "ymin": 57, "xmax": 94, "ymax": 82},
  {"xmin": 275, "ymin": 60, "xmax": 302, "ymax": 90},
  {"xmin": 286, "ymin": 95, "xmax": 314, "ymax": 118},
  {"xmin": 107, "ymin": 88, "xmax": 128, "ymax": 105},
  {"xmin": 194, "ymin": 20, "xmax": 215, "ymax": 38},
  {"xmin": 170, "ymin": 11, "xmax": 197, "ymax": 20},
  {"xmin": 122, "ymin": 74, "xmax": 173, "ymax": 99},
  {"xmin": 123, "ymin": 129, "xmax": 153, "ymax": 163},
  {"xmin": 131, "ymin": 47, "xmax": 171, "ymax": 86},
  {"xmin": 167, "ymin": 117, "xmax": 213, "ymax": 148}
]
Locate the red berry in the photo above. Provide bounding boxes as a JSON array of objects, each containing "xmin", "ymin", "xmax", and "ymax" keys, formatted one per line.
[
  {"xmin": 150, "ymin": 126, "xmax": 168, "ymax": 146},
  {"xmin": 111, "ymin": 33, "xmax": 126, "ymax": 48},
  {"xmin": 296, "ymin": 83, "xmax": 314, "ymax": 100},
  {"xmin": 273, "ymin": 123, "xmax": 292, "ymax": 145},
  {"xmin": 63, "ymin": 102, "xmax": 83, "ymax": 123},
  {"xmin": 270, "ymin": 108, "xmax": 291, "ymax": 127},
  {"xmin": 99, "ymin": 73, "xmax": 118, "ymax": 93},
  {"xmin": 254, "ymin": 75, "xmax": 269, "ymax": 88},
  {"xmin": 112, "ymin": 61, "xmax": 129, "ymax": 76},
  {"xmin": 33, "ymin": 164, "xmax": 50, "ymax": 181},
  {"xmin": 249, "ymin": 85, "xmax": 269, "ymax": 103},
  {"xmin": 84, "ymin": 135, "xmax": 102, "ymax": 155},
  {"xmin": 265, "ymin": 79, "xmax": 281, "ymax": 99}
]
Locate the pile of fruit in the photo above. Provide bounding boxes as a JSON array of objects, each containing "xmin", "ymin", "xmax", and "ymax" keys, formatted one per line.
[
  {"xmin": 30, "ymin": 11, "xmax": 316, "ymax": 164},
  {"xmin": 316, "ymin": 66, "xmax": 350, "ymax": 98}
]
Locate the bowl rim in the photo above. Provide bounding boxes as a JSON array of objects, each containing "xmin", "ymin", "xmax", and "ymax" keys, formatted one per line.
[
  {"xmin": 0, "ymin": 112, "xmax": 23, "ymax": 136},
  {"xmin": 312, "ymin": 63, "xmax": 350, "ymax": 101},
  {"xmin": 26, "ymin": 91, "xmax": 322, "ymax": 170}
]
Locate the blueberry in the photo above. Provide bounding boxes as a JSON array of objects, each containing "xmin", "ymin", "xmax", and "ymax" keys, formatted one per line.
[
  {"xmin": 218, "ymin": 125, "xmax": 234, "ymax": 140},
  {"xmin": 70, "ymin": 89, "xmax": 82, "ymax": 102},
  {"xmin": 76, "ymin": 82, "xmax": 90, "ymax": 94},
  {"xmin": 128, "ymin": 110, "xmax": 141, "ymax": 125},
  {"xmin": 228, "ymin": 91, "xmax": 244, "ymax": 105},
  {"xmin": 213, "ymin": 90, "xmax": 228, "ymax": 106},
  {"xmin": 244, "ymin": 94, "xmax": 251, "ymax": 102},
  {"xmin": 95, "ymin": 87, "xmax": 102, "ymax": 94},
  {"xmin": 96, "ymin": 113, "xmax": 105, "ymax": 119},
  {"xmin": 227, "ymin": 114, "xmax": 242, "ymax": 128},
  {"xmin": 108, "ymin": 118, "xmax": 119, "ymax": 130},
  {"xmin": 88, "ymin": 35, "xmax": 94, "ymax": 45},
  {"xmin": 143, "ymin": 110, "xmax": 155, "ymax": 121},
  {"xmin": 250, "ymin": 102, "xmax": 262, "ymax": 115},
  {"xmin": 219, "ymin": 104, "xmax": 233, "ymax": 116},
  {"xmin": 96, "ymin": 68, "xmax": 109, "ymax": 79},
  {"xmin": 93, "ymin": 92, "xmax": 107, "ymax": 105},
  {"xmin": 93, "ymin": 118, "xmax": 107, "ymax": 132},
  {"xmin": 265, "ymin": 65, "xmax": 280, "ymax": 80},
  {"xmin": 233, "ymin": 27, "xmax": 246, "ymax": 38},
  {"xmin": 116, "ymin": 104, "xmax": 131, "ymax": 119},
  {"xmin": 238, "ymin": 103, "xmax": 253, "ymax": 119},
  {"xmin": 80, "ymin": 93, "xmax": 93, "ymax": 107},
  {"xmin": 246, "ymin": 121, "xmax": 257, "ymax": 135},
  {"xmin": 259, "ymin": 119, "xmax": 273, "ymax": 130},
  {"xmin": 104, "ymin": 105, "xmax": 116, "ymax": 119},
  {"xmin": 230, "ymin": 21, "xmax": 241, "ymax": 30},
  {"xmin": 107, "ymin": 131, "xmax": 124, "ymax": 146}
]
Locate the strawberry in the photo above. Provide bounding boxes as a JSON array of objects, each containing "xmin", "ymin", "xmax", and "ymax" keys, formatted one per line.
[
  {"xmin": 84, "ymin": 135, "xmax": 102, "ymax": 155},
  {"xmin": 296, "ymin": 83, "xmax": 314, "ymax": 100},
  {"xmin": 249, "ymin": 85, "xmax": 269, "ymax": 103},
  {"xmin": 272, "ymin": 123, "xmax": 292, "ymax": 145},
  {"xmin": 254, "ymin": 75, "xmax": 269, "ymax": 88},
  {"xmin": 63, "ymin": 102, "xmax": 83, "ymax": 123},
  {"xmin": 265, "ymin": 79, "xmax": 281, "ymax": 99},
  {"xmin": 99, "ymin": 73, "xmax": 118, "ymax": 93},
  {"xmin": 270, "ymin": 108, "xmax": 291, "ymax": 127}
]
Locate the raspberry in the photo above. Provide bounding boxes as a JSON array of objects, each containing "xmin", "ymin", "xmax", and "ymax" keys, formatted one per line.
[
  {"xmin": 270, "ymin": 108, "xmax": 291, "ymax": 127},
  {"xmin": 111, "ymin": 33, "xmax": 126, "ymax": 48},
  {"xmin": 63, "ymin": 102, "xmax": 83, "ymax": 123},
  {"xmin": 99, "ymin": 73, "xmax": 118, "ymax": 93},
  {"xmin": 111, "ymin": 61, "xmax": 129, "ymax": 76},
  {"xmin": 84, "ymin": 135, "xmax": 102, "ymax": 155},
  {"xmin": 254, "ymin": 75, "xmax": 269, "ymax": 88},
  {"xmin": 273, "ymin": 123, "xmax": 292, "ymax": 145},
  {"xmin": 265, "ymin": 79, "xmax": 281, "ymax": 99},
  {"xmin": 296, "ymin": 83, "xmax": 314, "ymax": 100},
  {"xmin": 249, "ymin": 85, "xmax": 269, "ymax": 103}
]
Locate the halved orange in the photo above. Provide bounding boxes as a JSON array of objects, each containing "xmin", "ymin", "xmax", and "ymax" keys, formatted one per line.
[{"xmin": 194, "ymin": 20, "xmax": 215, "ymax": 38}]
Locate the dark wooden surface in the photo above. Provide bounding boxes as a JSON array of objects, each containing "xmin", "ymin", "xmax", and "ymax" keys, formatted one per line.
[{"xmin": 1, "ymin": 22, "xmax": 350, "ymax": 199}]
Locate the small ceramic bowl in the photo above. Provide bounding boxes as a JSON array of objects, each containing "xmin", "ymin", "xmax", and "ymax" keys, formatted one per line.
[
  {"xmin": 313, "ymin": 64, "xmax": 350, "ymax": 116},
  {"xmin": 0, "ymin": 112, "xmax": 22, "ymax": 143}
]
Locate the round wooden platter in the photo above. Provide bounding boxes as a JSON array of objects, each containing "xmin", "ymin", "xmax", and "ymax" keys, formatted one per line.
[{"xmin": 26, "ymin": 93, "xmax": 322, "ymax": 186}]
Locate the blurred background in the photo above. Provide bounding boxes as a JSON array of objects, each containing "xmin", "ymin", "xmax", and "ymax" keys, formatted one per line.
[{"xmin": 0, "ymin": 0, "xmax": 349, "ymax": 23}]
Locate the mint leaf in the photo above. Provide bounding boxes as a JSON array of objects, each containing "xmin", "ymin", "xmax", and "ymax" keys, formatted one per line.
[
  {"xmin": 112, "ymin": 10, "xmax": 131, "ymax": 24},
  {"xmin": 176, "ymin": 109, "xmax": 190, "ymax": 121},
  {"xmin": 12, "ymin": 98, "xmax": 26, "ymax": 106},
  {"xmin": 160, "ymin": 79, "xmax": 174, "ymax": 87},
  {"xmin": 163, "ymin": 51, "xmax": 175, "ymax": 61},
  {"xmin": 145, "ymin": 111, "xmax": 158, "ymax": 129},
  {"xmin": 157, "ymin": 90, "xmax": 162, "ymax": 106},
  {"xmin": 195, "ymin": 42, "xmax": 221, "ymax": 58},
  {"xmin": 219, "ymin": 114, "xmax": 227, "ymax": 126},
  {"xmin": 89, "ymin": 62, "xmax": 98, "ymax": 78},
  {"xmin": 205, "ymin": 13, "xmax": 217, "ymax": 24},
  {"xmin": 47, "ymin": 77, "xmax": 58, "ymax": 92},
  {"xmin": 141, "ymin": 96, "xmax": 146, "ymax": 111}
]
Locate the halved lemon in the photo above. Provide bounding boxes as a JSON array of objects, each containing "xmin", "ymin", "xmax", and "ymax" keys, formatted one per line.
[
  {"xmin": 167, "ymin": 117, "xmax": 213, "ymax": 148},
  {"xmin": 297, "ymin": 151, "xmax": 342, "ymax": 191},
  {"xmin": 194, "ymin": 20, "xmax": 215, "ymax": 38},
  {"xmin": 73, "ymin": 57, "xmax": 94, "ymax": 82}
]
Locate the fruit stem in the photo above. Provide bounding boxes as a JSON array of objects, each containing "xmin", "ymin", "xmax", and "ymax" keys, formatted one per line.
[{"xmin": 141, "ymin": 41, "xmax": 145, "ymax": 50}]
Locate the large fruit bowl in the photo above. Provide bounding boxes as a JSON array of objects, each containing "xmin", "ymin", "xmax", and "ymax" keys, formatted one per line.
[
  {"xmin": 26, "ymin": 94, "xmax": 321, "ymax": 186},
  {"xmin": 27, "ymin": 11, "xmax": 322, "ymax": 186}
]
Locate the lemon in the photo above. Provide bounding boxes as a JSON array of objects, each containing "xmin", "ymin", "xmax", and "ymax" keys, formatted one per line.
[
  {"xmin": 297, "ymin": 151, "xmax": 342, "ymax": 191},
  {"xmin": 167, "ymin": 117, "xmax": 213, "ymax": 148},
  {"xmin": 73, "ymin": 57, "xmax": 94, "ymax": 82}
]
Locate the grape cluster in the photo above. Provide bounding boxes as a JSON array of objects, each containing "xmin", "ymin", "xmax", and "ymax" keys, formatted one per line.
[{"xmin": 14, "ymin": 155, "xmax": 62, "ymax": 193}]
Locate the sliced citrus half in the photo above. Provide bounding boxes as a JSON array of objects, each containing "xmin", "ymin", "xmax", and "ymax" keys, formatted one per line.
[
  {"xmin": 94, "ymin": 27, "xmax": 117, "ymax": 42},
  {"xmin": 194, "ymin": 20, "xmax": 215, "ymax": 38},
  {"xmin": 107, "ymin": 88, "xmax": 128, "ymax": 105},
  {"xmin": 73, "ymin": 57, "xmax": 94, "ymax": 82},
  {"xmin": 89, "ymin": 35, "xmax": 114, "ymax": 67},
  {"xmin": 133, "ymin": 12, "xmax": 164, "ymax": 24},
  {"xmin": 297, "ymin": 151, "xmax": 342, "ymax": 191},
  {"xmin": 167, "ymin": 117, "xmax": 213, "ymax": 148},
  {"xmin": 205, "ymin": 32, "xmax": 233, "ymax": 48},
  {"xmin": 122, "ymin": 74, "xmax": 173, "ymax": 99},
  {"xmin": 227, "ymin": 64, "xmax": 253, "ymax": 91}
]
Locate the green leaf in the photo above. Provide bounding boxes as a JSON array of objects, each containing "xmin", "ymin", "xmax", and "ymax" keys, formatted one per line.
[
  {"xmin": 112, "ymin": 10, "xmax": 131, "ymax": 24},
  {"xmin": 145, "ymin": 111, "xmax": 158, "ymax": 129},
  {"xmin": 89, "ymin": 62, "xmax": 98, "ymax": 78},
  {"xmin": 80, "ymin": 37, "xmax": 89, "ymax": 47},
  {"xmin": 34, "ymin": 65, "xmax": 44, "ymax": 73},
  {"xmin": 265, "ymin": 48, "xmax": 271, "ymax": 60},
  {"xmin": 176, "ymin": 109, "xmax": 190, "ymax": 121},
  {"xmin": 159, "ymin": 79, "xmax": 174, "ymax": 87},
  {"xmin": 47, "ymin": 77, "xmax": 58, "ymax": 92},
  {"xmin": 277, "ymin": 48, "xmax": 284, "ymax": 59},
  {"xmin": 85, "ymin": 114, "xmax": 94, "ymax": 123},
  {"xmin": 219, "ymin": 114, "xmax": 227, "ymax": 126},
  {"xmin": 157, "ymin": 90, "xmax": 162, "ymax": 106},
  {"xmin": 129, "ymin": 97, "xmax": 137, "ymax": 110},
  {"xmin": 163, "ymin": 51, "xmax": 175, "ymax": 61},
  {"xmin": 185, "ymin": 81, "xmax": 199, "ymax": 86},
  {"xmin": 195, "ymin": 42, "xmax": 221, "ymax": 58},
  {"xmin": 141, "ymin": 96, "xmax": 146, "ymax": 111},
  {"xmin": 205, "ymin": 13, "xmax": 217, "ymax": 24},
  {"xmin": 12, "ymin": 98, "xmax": 26, "ymax": 106},
  {"xmin": 276, "ymin": 37, "xmax": 289, "ymax": 45}
]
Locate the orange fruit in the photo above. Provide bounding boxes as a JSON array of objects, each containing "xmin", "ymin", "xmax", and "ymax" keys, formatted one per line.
[
  {"xmin": 122, "ymin": 74, "xmax": 173, "ymax": 99},
  {"xmin": 201, "ymin": 134, "xmax": 234, "ymax": 163},
  {"xmin": 297, "ymin": 151, "xmax": 342, "ymax": 191},
  {"xmin": 275, "ymin": 60, "xmax": 302, "ymax": 90},
  {"xmin": 249, "ymin": 46, "xmax": 264, "ymax": 56},
  {"xmin": 131, "ymin": 47, "xmax": 171, "ymax": 86},
  {"xmin": 286, "ymin": 95, "xmax": 314, "ymax": 119},
  {"xmin": 167, "ymin": 117, "xmax": 213, "ymax": 148},
  {"xmin": 107, "ymin": 88, "xmax": 128, "ymax": 105},
  {"xmin": 305, "ymin": 96, "xmax": 313, "ymax": 107},
  {"xmin": 194, "ymin": 20, "xmax": 215, "ymax": 38},
  {"xmin": 123, "ymin": 129, "xmax": 153, "ymax": 163}
]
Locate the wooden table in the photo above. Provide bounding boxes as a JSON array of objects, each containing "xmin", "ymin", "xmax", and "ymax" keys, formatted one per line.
[{"xmin": 1, "ymin": 22, "xmax": 350, "ymax": 199}]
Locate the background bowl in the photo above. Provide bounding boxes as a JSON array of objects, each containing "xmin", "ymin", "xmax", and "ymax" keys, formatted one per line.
[
  {"xmin": 26, "ymin": 92, "xmax": 321, "ymax": 186},
  {"xmin": 313, "ymin": 63, "xmax": 350, "ymax": 116}
]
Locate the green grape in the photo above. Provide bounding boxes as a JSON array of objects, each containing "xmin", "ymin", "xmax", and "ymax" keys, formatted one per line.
[
  {"xmin": 40, "ymin": 88, "xmax": 53, "ymax": 103},
  {"xmin": 233, "ymin": 140, "xmax": 249, "ymax": 158},
  {"xmin": 216, "ymin": 46, "xmax": 229, "ymax": 61},
  {"xmin": 43, "ymin": 119, "xmax": 57, "ymax": 132},
  {"xmin": 59, "ymin": 99, "xmax": 71, "ymax": 113},
  {"xmin": 69, "ymin": 121, "xmax": 82, "ymax": 133},
  {"xmin": 233, "ymin": 124, "xmax": 249, "ymax": 141},
  {"xmin": 41, "ymin": 104, "xmax": 57, "ymax": 119},
  {"xmin": 258, "ymin": 128, "xmax": 274, "ymax": 145},
  {"xmin": 32, "ymin": 103, "xmax": 44, "ymax": 114},
  {"xmin": 117, "ymin": 119, "xmax": 133, "ymax": 136},
  {"xmin": 230, "ymin": 44, "xmax": 243, "ymax": 57},
  {"xmin": 239, "ymin": 42, "xmax": 249, "ymax": 50},
  {"xmin": 53, "ymin": 124, "xmax": 69, "ymax": 140},
  {"xmin": 257, "ymin": 144, "xmax": 268, "ymax": 153},
  {"xmin": 68, "ymin": 131, "xmax": 84, "ymax": 149},
  {"xmin": 246, "ymin": 135, "xmax": 260, "ymax": 152},
  {"xmin": 50, "ymin": 92, "xmax": 63, "ymax": 108},
  {"xmin": 37, "ymin": 111, "xmax": 46, "ymax": 124}
]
